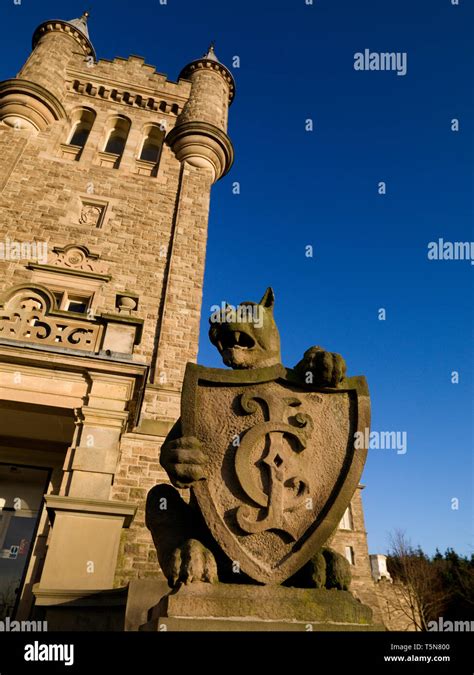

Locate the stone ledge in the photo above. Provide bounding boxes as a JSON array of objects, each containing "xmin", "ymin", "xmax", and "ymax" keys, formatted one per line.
[
  {"xmin": 44, "ymin": 495, "xmax": 137, "ymax": 527},
  {"xmin": 133, "ymin": 418, "xmax": 175, "ymax": 437},
  {"xmin": 33, "ymin": 585, "xmax": 128, "ymax": 607},
  {"xmin": 144, "ymin": 617, "xmax": 385, "ymax": 632}
]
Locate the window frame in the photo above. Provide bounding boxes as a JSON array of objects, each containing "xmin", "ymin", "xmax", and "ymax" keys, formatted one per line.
[
  {"xmin": 339, "ymin": 505, "xmax": 354, "ymax": 531},
  {"xmin": 138, "ymin": 124, "xmax": 165, "ymax": 165},
  {"xmin": 52, "ymin": 290, "xmax": 92, "ymax": 315},
  {"xmin": 66, "ymin": 107, "xmax": 96, "ymax": 150},
  {"xmin": 344, "ymin": 546, "xmax": 355, "ymax": 566},
  {"xmin": 102, "ymin": 115, "xmax": 132, "ymax": 160}
]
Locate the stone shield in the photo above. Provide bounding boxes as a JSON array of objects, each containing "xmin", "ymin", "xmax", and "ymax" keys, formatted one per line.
[{"xmin": 181, "ymin": 362, "xmax": 370, "ymax": 584}]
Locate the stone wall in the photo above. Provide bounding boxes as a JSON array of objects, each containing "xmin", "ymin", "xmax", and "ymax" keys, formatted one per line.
[
  {"xmin": 0, "ymin": 48, "xmax": 207, "ymax": 377},
  {"xmin": 111, "ymin": 432, "xmax": 166, "ymax": 585},
  {"xmin": 374, "ymin": 579, "xmax": 420, "ymax": 631}
]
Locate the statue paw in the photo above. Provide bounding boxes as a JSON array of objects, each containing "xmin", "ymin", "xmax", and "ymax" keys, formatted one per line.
[
  {"xmin": 323, "ymin": 548, "xmax": 351, "ymax": 590},
  {"xmin": 160, "ymin": 436, "xmax": 206, "ymax": 488},
  {"xmin": 169, "ymin": 539, "xmax": 218, "ymax": 587},
  {"xmin": 294, "ymin": 346, "xmax": 346, "ymax": 388}
]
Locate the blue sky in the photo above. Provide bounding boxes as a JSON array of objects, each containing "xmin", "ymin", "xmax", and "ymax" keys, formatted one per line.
[{"xmin": 1, "ymin": 0, "xmax": 472, "ymax": 557}]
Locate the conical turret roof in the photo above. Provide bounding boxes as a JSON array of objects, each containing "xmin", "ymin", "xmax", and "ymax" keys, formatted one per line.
[
  {"xmin": 203, "ymin": 43, "xmax": 219, "ymax": 62},
  {"xmin": 67, "ymin": 11, "xmax": 91, "ymax": 40}
]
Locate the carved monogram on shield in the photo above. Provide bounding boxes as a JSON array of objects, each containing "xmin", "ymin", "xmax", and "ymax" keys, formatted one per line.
[
  {"xmin": 183, "ymin": 363, "xmax": 369, "ymax": 584},
  {"xmin": 235, "ymin": 390, "xmax": 314, "ymax": 539}
]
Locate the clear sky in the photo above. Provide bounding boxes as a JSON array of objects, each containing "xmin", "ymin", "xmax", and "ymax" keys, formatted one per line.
[{"xmin": 1, "ymin": 0, "xmax": 472, "ymax": 557}]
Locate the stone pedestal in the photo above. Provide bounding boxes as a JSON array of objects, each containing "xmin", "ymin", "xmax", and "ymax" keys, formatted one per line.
[
  {"xmin": 33, "ymin": 587, "xmax": 128, "ymax": 631},
  {"xmin": 140, "ymin": 583, "xmax": 385, "ymax": 632},
  {"xmin": 38, "ymin": 496, "xmax": 136, "ymax": 590}
]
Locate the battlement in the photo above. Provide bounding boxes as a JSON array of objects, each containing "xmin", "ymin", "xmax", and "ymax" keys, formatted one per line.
[{"xmin": 88, "ymin": 54, "xmax": 191, "ymax": 94}]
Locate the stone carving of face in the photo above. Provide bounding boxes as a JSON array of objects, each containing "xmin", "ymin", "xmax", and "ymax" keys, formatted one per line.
[{"xmin": 209, "ymin": 287, "xmax": 281, "ymax": 370}]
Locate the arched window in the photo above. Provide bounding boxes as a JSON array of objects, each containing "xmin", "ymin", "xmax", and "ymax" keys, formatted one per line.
[
  {"xmin": 103, "ymin": 116, "xmax": 131, "ymax": 158},
  {"xmin": 139, "ymin": 124, "xmax": 165, "ymax": 165},
  {"xmin": 67, "ymin": 108, "xmax": 96, "ymax": 149}
]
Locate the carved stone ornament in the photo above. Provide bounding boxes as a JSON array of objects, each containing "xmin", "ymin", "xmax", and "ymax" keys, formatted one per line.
[
  {"xmin": 79, "ymin": 204, "xmax": 104, "ymax": 228},
  {"xmin": 0, "ymin": 286, "xmax": 102, "ymax": 352},
  {"xmin": 49, "ymin": 244, "xmax": 107, "ymax": 275},
  {"xmin": 181, "ymin": 363, "xmax": 369, "ymax": 583}
]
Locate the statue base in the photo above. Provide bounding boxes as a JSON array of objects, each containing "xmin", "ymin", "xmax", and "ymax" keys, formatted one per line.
[{"xmin": 139, "ymin": 582, "xmax": 385, "ymax": 631}]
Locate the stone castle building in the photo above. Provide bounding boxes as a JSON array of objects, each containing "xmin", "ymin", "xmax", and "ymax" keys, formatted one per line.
[{"xmin": 0, "ymin": 12, "xmax": 405, "ymax": 630}]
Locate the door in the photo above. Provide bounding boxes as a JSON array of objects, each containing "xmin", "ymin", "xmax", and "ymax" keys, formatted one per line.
[{"xmin": 0, "ymin": 464, "xmax": 50, "ymax": 619}]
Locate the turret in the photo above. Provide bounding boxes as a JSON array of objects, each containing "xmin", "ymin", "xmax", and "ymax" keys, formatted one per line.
[
  {"xmin": 20, "ymin": 11, "xmax": 95, "ymax": 101},
  {"xmin": 0, "ymin": 12, "xmax": 95, "ymax": 130},
  {"xmin": 167, "ymin": 45, "xmax": 235, "ymax": 183}
]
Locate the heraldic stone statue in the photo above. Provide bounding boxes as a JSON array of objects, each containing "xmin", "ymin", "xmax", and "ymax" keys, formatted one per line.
[{"xmin": 144, "ymin": 288, "xmax": 377, "ymax": 630}]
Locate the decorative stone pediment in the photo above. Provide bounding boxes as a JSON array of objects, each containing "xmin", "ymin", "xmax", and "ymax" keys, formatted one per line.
[
  {"xmin": 49, "ymin": 244, "xmax": 108, "ymax": 275},
  {"xmin": 0, "ymin": 285, "xmax": 103, "ymax": 352}
]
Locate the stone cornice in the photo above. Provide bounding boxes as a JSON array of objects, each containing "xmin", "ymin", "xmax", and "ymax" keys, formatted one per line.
[
  {"xmin": 0, "ymin": 341, "xmax": 148, "ymax": 375},
  {"xmin": 44, "ymin": 495, "xmax": 137, "ymax": 526},
  {"xmin": 67, "ymin": 75, "xmax": 184, "ymax": 116},
  {"xmin": 0, "ymin": 341, "xmax": 148, "ymax": 429},
  {"xmin": 27, "ymin": 263, "xmax": 111, "ymax": 282}
]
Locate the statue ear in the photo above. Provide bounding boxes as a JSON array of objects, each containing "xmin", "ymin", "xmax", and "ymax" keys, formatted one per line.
[{"xmin": 259, "ymin": 287, "xmax": 275, "ymax": 310}]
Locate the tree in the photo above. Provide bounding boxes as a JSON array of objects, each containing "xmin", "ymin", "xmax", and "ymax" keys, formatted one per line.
[
  {"xmin": 434, "ymin": 548, "xmax": 474, "ymax": 619},
  {"xmin": 386, "ymin": 530, "xmax": 449, "ymax": 631}
]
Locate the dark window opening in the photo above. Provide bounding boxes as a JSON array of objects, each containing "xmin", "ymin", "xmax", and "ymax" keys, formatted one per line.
[
  {"xmin": 66, "ymin": 300, "xmax": 88, "ymax": 314},
  {"xmin": 67, "ymin": 109, "xmax": 95, "ymax": 152},
  {"xmin": 104, "ymin": 131, "xmax": 127, "ymax": 156},
  {"xmin": 52, "ymin": 292, "xmax": 91, "ymax": 314},
  {"xmin": 139, "ymin": 126, "xmax": 165, "ymax": 167},
  {"xmin": 69, "ymin": 125, "xmax": 91, "ymax": 148},
  {"xmin": 140, "ymin": 141, "xmax": 161, "ymax": 163}
]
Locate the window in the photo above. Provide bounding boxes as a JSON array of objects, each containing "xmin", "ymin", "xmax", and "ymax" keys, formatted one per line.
[
  {"xmin": 103, "ymin": 116, "xmax": 131, "ymax": 159},
  {"xmin": 344, "ymin": 546, "xmax": 355, "ymax": 566},
  {"xmin": 53, "ymin": 291, "xmax": 92, "ymax": 315},
  {"xmin": 67, "ymin": 108, "xmax": 96, "ymax": 150},
  {"xmin": 139, "ymin": 125, "xmax": 165, "ymax": 164},
  {"xmin": 339, "ymin": 506, "xmax": 353, "ymax": 530}
]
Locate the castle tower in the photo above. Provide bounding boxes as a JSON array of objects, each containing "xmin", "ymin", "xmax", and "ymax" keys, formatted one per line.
[
  {"xmin": 0, "ymin": 13, "xmax": 233, "ymax": 626},
  {"xmin": 330, "ymin": 486, "xmax": 384, "ymax": 623},
  {"xmin": 150, "ymin": 44, "xmax": 234, "ymax": 389}
]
